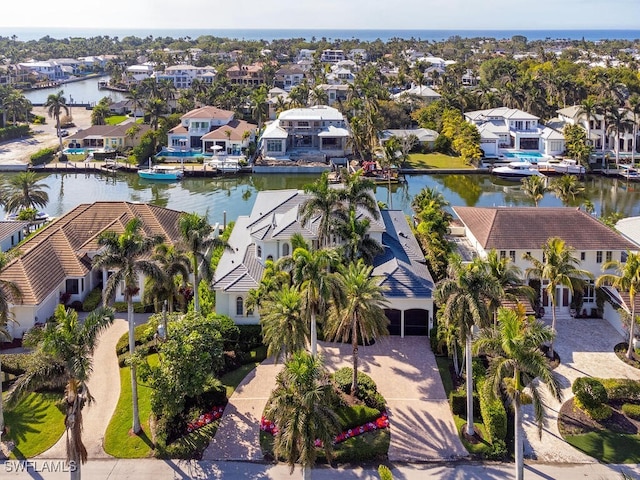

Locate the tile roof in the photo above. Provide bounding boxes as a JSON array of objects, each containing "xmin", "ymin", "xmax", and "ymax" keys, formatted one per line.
[
  {"xmin": 1, "ymin": 202, "xmax": 183, "ymax": 305},
  {"xmin": 0, "ymin": 221, "xmax": 29, "ymax": 242},
  {"xmin": 200, "ymin": 119, "xmax": 256, "ymax": 141},
  {"xmin": 68, "ymin": 124, "xmax": 150, "ymax": 140},
  {"xmin": 454, "ymin": 206, "xmax": 637, "ymax": 251},
  {"xmin": 180, "ymin": 106, "xmax": 234, "ymax": 120}
]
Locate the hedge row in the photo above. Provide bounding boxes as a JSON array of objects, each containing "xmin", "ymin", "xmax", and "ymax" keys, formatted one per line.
[
  {"xmin": 448, "ymin": 388, "xmax": 480, "ymax": 418},
  {"xmin": 115, "ymin": 323, "xmax": 156, "ymax": 356},
  {"xmin": 30, "ymin": 147, "xmax": 56, "ymax": 165},
  {"xmin": 477, "ymin": 380, "xmax": 507, "ymax": 444},
  {"xmin": 621, "ymin": 403, "xmax": 640, "ymax": 420},
  {"xmin": 0, "ymin": 124, "xmax": 30, "ymax": 142},
  {"xmin": 0, "ymin": 352, "xmax": 34, "ymax": 375},
  {"xmin": 82, "ymin": 287, "xmax": 102, "ymax": 311},
  {"xmin": 598, "ymin": 378, "xmax": 640, "ymax": 402}
]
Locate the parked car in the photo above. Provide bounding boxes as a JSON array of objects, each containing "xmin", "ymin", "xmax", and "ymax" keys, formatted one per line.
[{"xmin": 59, "ymin": 129, "xmax": 69, "ymax": 137}]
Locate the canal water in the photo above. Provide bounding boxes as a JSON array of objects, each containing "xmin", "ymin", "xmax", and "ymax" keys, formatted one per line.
[
  {"xmin": 9, "ymin": 171, "xmax": 640, "ymax": 226},
  {"xmin": 23, "ymin": 76, "xmax": 124, "ymax": 105}
]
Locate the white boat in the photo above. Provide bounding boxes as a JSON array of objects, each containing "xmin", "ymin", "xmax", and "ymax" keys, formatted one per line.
[
  {"xmin": 618, "ymin": 164, "xmax": 640, "ymax": 182},
  {"xmin": 138, "ymin": 161, "xmax": 184, "ymax": 181},
  {"xmin": 5, "ymin": 210, "xmax": 51, "ymax": 222},
  {"xmin": 492, "ymin": 161, "xmax": 545, "ymax": 180},
  {"xmin": 536, "ymin": 158, "xmax": 586, "ymax": 175},
  {"xmin": 206, "ymin": 157, "xmax": 241, "ymax": 173}
]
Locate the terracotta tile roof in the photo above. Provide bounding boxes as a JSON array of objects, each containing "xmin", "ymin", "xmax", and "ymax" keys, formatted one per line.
[
  {"xmin": 180, "ymin": 106, "xmax": 234, "ymax": 120},
  {"xmin": 68, "ymin": 124, "xmax": 150, "ymax": 140},
  {"xmin": 453, "ymin": 207, "xmax": 637, "ymax": 251},
  {"xmin": 0, "ymin": 221, "xmax": 29, "ymax": 242},
  {"xmin": 200, "ymin": 119, "xmax": 256, "ymax": 141},
  {"xmin": 1, "ymin": 202, "xmax": 183, "ymax": 305}
]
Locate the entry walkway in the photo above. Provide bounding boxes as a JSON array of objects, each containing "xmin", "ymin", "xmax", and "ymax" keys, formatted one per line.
[
  {"xmin": 205, "ymin": 336, "xmax": 466, "ymax": 462},
  {"xmin": 523, "ymin": 315, "xmax": 640, "ymax": 462}
]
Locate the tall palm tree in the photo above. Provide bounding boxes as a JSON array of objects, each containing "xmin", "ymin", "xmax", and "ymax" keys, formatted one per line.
[
  {"xmin": 44, "ymin": 90, "xmax": 69, "ymax": 151},
  {"xmin": 434, "ymin": 260, "xmax": 501, "ymax": 436},
  {"xmin": 250, "ymin": 86, "xmax": 268, "ymax": 131},
  {"xmin": 7, "ymin": 305, "xmax": 115, "ymax": 480},
  {"xmin": 125, "ymin": 86, "xmax": 144, "ymax": 118},
  {"xmin": 334, "ymin": 209, "xmax": 383, "ymax": 265},
  {"xmin": 521, "ymin": 175, "xmax": 547, "ymax": 207},
  {"xmin": 247, "ymin": 259, "xmax": 291, "ymax": 314},
  {"xmin": 326, "ymin": 260, "xmax": 389, "ymax": 395},
  {"xmin": 606, "ymin": 107, "xmax": 633, "ymax": 168},
  {"xmin": 285, "ymin": 246, "xmax": 340, "ymax": 357},
  {"xmin": 596, "ymin": 251, "xmax": 640, "ymax": 360},
  {"xmin": 338, "ymin": 170, "xmax": 379, "ymax": 220},
  {"xmin": 300, "ymin": 172, "xmax": 343, "ymax": 248},
  {"xmin": 178, "ymin": 212, "xmax": 229, "ymax": 313},
  {"xmin": 549, "ymin": 175, "xmax": 585, "ymax": 205},
  {"xmin": 578, "ymin": 96, "xmax": 599, "ymax": 152},
  {"xmin": 92, "ymin": 218, "xmax": 165, "ymax": 434},
  {"xmin": 627, "ymin": 94, "xmax": 640, "ymax": 166},
  {"xmin": 0, "ymin": 250, "xmax": 20, "ymax": 441},
  {"xmin": 147, "ymin": 243, "xmax": 191, "ymax": 312},
  {"xmin": 524, "ymin": 237, "xmax": 593, "ymax": 358},
  {"xmin": 474, "ymin": 306, "xmax": 562, "ymax": 480},
  {"xmin": 3, "ymin": 171, "xmax": 49, "ymax": 214},
  {"xmin": 260, "ymin": 284, "xmax": 309, "ymax": 363},
  {"xmin": 265, "ymin": 351, "xmax": 340, "ymax": 480}
]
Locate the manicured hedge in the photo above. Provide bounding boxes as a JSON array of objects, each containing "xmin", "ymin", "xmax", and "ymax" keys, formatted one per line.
[
  {"xmin": 237, "ymin": 324, "xmax": 263, "ymax": 351},
  {"xmin": 449, "ymin": 389, "xmax": 480, "ymax": 417},
  {"xmin": 0, "ymin": 124, "xmax": 30, "ymax": 142},
  {"xmin": 112, "ymin": 301, "xmax": 151, "ymax": 313},
  {"xmin": 116, "ymin": 323, "xmax": 156, "ymax": 356},
  {"xmin": 336, "ymin": 405, "xmax": 382, "ymax": 429},
  {"xmin": 0, "ymin": 352, "xmax": 34, "ymax": 375},
  {"xmin": 82, "ymin": 287, "xmax": 102, "ymax": 312},
  {"xmin": 477, "ymin": 380, "xmax": 507, "ymax": 443},
  {"xmin": 621, "ymin": 403, "xmax": 640, "ymax": 420},
  {"xmin": 598, "ymin": 378, "xmax": 640, "ymax": 402},
  {"xmin": 30, "ymin": 147, "xmax": 56, "ymax": 165},
  {"xmin": 333, "ymin": 367, "xmax": 386, "ymax": 411},
  {"xmin": 573, "ymin": 377, "xmax": 608, "ymax": 410}
]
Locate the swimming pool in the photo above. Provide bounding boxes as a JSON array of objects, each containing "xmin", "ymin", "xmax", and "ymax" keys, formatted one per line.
[
  {"xmin": 63, "ymin": 148, "xmax": 87, "ymax": 154},
  {"xmin": 157, "ymin": 149, "xmax": 201, "ymax": 158},
  {"xmin": 502, "ymin": 151, "xmax": 545, "ymax": 159}
]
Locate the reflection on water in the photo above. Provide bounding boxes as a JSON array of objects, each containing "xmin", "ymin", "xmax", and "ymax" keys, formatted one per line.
[{"xmin": 8, "ymin": 172, "xmax": 640, "ymax": 225}]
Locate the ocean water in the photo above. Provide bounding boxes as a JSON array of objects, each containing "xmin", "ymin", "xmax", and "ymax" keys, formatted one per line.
[{"xmin": 3, "ymin": 27, "xmax": 640, "ymax": 43}]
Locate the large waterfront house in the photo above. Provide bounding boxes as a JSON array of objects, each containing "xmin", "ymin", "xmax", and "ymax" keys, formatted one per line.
[
  {"xmin": 451, "ymin": 206, "xmax": 637, "ymax": 336},
  {"xmin": 153, "ymin": 64, "xmax": 217, "ymax": 89},
  {"xmin": 260, "ymin": 105, "xmax": 351, "ymax": 160},
  {"xmin": 213, "ymin": 189, "xmax": 434, "ymax": 337},
  {"xmin": 0, "ymin": 202, "xmax": 183, "ymax": 339},
  {"xmin": 465, "ymin": 107, "xmax": 566, "ymax": 158},
  {"xmin": 167, "ymin": 106, "xmax": 256, "ymax": 155},
  {"xmin": 274, "ymin": 66, "xmax": 305, "ymax": 92},
  {"xmin": 379, "ymin": 128, "xmax": 439, "ymax": 150},
  {"xmin": 18, "ymin": 61, "xmax": 64, "ymax": 81},
  {"xmin": 65, "ymin": 124, "xmax": 151, "ymax": 151},
  {"xmin": 227, "ymin": 62, "xmax": 270, "ymax": 86}
]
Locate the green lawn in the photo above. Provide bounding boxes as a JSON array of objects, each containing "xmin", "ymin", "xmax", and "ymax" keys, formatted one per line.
[
  {"xmin": 103, "ymin": 354, "xmax": 159, "ymax": 458},
  {"xmin": 105, "ymin": 115, "xmax": 129, "ymax": 125},
  {"xmin": 405, "ymin": 153, "xmax": 475, "ymax": 170},
  {"xmin": 4, "ymin": 391, "xmax": 65, "ymax": 459},
  {"xmin": 565, "ymin": 432, "xmax": 640, "ymax": 464}
]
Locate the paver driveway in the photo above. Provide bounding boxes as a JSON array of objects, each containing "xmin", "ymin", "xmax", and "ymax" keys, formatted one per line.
[{"xmin": 205, "ymin": 336, "xmax": 467, "ymax": 462}]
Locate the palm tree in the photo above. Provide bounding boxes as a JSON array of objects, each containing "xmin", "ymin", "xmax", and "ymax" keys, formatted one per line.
[
  {"xmin": 596, "ymin": 251, "xmax": 640, "ymax": 359},
  {"xmin": 473, "ymin": 306, "xmax": 562, "ymax": 480},
  {"xmin": 90, "ymin": 102, "xmax": 110, "ymax": 126},
  {"xmin": 521, "ymin": 175, "xmax": 547, "ymax": 207},
  {"xmin": 549, "ymin": 175, "xmax": 585, "ymax": 205},
  {"xmin": 338, "ymin": 170, "xmax": 379, "ymax": 220},
  {"xmin": 3, "ymin": 171, "xmax": 49, "ymax": 214},
  {"xmin": 606, "ymin": 107, "xmax": 633, "ymax": 168},
  {"xmin": 578, "ymin": 96, "xmax": 599, "ymax": 152},
  {"xmin": 7, "ymin": 305, "xmax": 115, "ymax": 480},
  {"xmin": 0, "ymin": 251, "xmax": 20, "ymax": 441},
  {"xmin": 147, "ymin": 243, "xmax": 191, "ymax": 313},
  {"xmin": 44, "ymin": 90, "xmax": 69, "ymax": 151},
  {"xmin": 250, "ymin": 86, "xmax": 268, "ymax": 131},
  {"xmin": 286, "ymin": 246, "xmax": 339, "ymax": 357},
  {"xmin": 246, "ymin": 259, "xmax": 291, "ymax": 314},
  {"xmin": 92, "ymin": 218, "xmax": 165, "ymax": 434},
  {"xmin": 524, "ymin": 237, "xmax": 593, "ymax": 358},
  {"xmin": 265, "ymin": 351, "xmax": 340, "ymax": 480},
  {"xmin": 326, "ymin": 260, "xmax": 389, "ymax": 395},
  {"xmin": 335, "ymin": 209, "xmax": 383, "ymax": 265},
  {"xmin": 125, "ymin": 86, "xmax": 144, "ymax": 118},
  {"xmin": 627, "ymin": 94, "xmax": 640, "ymax": 167},
  {"xmin": 178, "ymin": 212, "xmax": 229, "ymax": 313},
  {"xmin": 434, "ymin": 260, "xmax": 501, "ymax": 436},
  {"xmin": 260, "ymin": 285, "xmax": 309, "ymax": 362},
  {"xmin": 144, "ymin": 97, "xmax": 168, "ymax": 131},
  {"xmin": 300, "ymin": 172, "xmax": 343, "ymax": 248}
]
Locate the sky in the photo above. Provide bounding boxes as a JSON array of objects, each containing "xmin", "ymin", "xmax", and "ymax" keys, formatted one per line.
[{"xmin": 0, "ymin": 0, "xmax": 639, "ymax": 31}]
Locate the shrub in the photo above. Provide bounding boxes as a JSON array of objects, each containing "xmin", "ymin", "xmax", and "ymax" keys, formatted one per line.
[
  {"xmin": 0, "ymin": 352, "xmax": 34, "ymax": 375},
  {"xmin": 378, "ymin": 465, "xmax": 393, "ymax": 480},
  {"xmin": 599, "ymin": 378, "xmax": 640, "ymax": 402},
  {"xmin": 584, "ymin": 403, "xmax": 612, "ymax": 421},
  {"xmin": 209, "ymin": 314, "xmax": 240, "ymax": 351},
  {"xmin": 69, "ymin": 300, "xmax": 83, "ymax": 311},
  {"xmin": 0, "ymin": 124, "xmax": 30, "ymax": 142},
  {"xmin": 115, "ymin": 323, "xmax": 156, "ymax": 355},
  {"xmin": 333, "ymin": 367, "xmax": 386, "ymax": 411},
  {"xmin": 449, "ymin": 388, "xmax": 480, "ymax": 417},
  {"xmin": 237, "ymin": 324, "xmax": 263, "ymax": 351},
  {"xmin": 336, "ymin": 405, "xmax": 381, "ymax": 429},
  {"xmin": 30, "ymin": 147, "xmax": 56, "ymax": 165},
  {"xmin": 485, "ymin": 439, "xmax": 508, "ymax": 461},
  {"xmin": 621, "ymin": 403, "xmax": 640, "ymax": 420},
  {"xmin": 82, "ymin": 287, "xmax": 102, "ymax": 312},
  {"xmin": 478, "ymin": 380, "xmax": 507, "ymax": 443},
  {"xmin": 573, "ymin": 377, "xmax": 608, "ymax": 410}
]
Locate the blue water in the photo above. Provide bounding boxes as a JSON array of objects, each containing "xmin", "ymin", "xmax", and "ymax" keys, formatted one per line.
[
  {"xmin": 503, "ymin": 151, "xmax": 545, "ymax": 159},
  {"xmin": 63, "ymin": 148, "xmax": 87, "ymax": 154},
  {"xmin": 4, "ymin": 27, "xmax": 640, "ymax": 42}
]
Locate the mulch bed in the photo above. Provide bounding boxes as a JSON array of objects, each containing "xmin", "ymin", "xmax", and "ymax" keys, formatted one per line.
[
  {"xmin": 558, "ymin": 398, "xmax": 640, "ymax": 436},
  {"xmin": 614, "ymin": 343, "xmax": 640, "ymax": 370},
  {"xmin": 540, "ymin": 345, "xmax": 561, "ymax": 370}
]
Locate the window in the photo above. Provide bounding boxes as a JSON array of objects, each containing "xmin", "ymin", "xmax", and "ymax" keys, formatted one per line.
[
  {"xmin": 267, "ymin": 255, "xmax": 273, "ymax": 262},
  {"xmin": 499, "ymin": 250, "xmax": 506, "ymax": 259},
  {"xmin": 266, "ymin": 140, "xmax": 283, "ymax": 153},
  {"xmin": 583, "ymin": 280, "xmax": 596, "ymax": 303},
  {"xmin": 622, "ymin": 251, "xmax": 628, "ymax": 262},
  {"xmin": 596, "ymin": 251, "xmax": 603, "ymax": 263},
  {"xmin": 257, "ymin": 245, "xmax": 262, "ymax": 258},
  {"xmin": 282, "ymin": 243, "xmax": 290, "ymax": 256},
  {"xmin": 509, "ymin": 250, "xmax": 516, "ymax": 262},
  {"xmin": 65, "ymin": 279, "xmax": 79, "ymax": 295},
  {"xmin": 236, "ymin": 297, "xmax": 244, "ymax": 316},
  {"xmin": 580, "ymin": 252, "xmax": 586, "ymax": 261},
  {"xmin": 606, "ymin": 251, "xmax": 612, "ymax": 262}
]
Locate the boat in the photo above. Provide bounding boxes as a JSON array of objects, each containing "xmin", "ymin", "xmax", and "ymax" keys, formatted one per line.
[
  {"xmin": 5, "ymin": 210, "xmax": 50, "ymax": 222},
  {"xmin": 206, "ymin": 157, "xmax": 241, "ymax": 173},
  {"xmin": 138, "ymin": 161, "xmax": 184, "ymax": 181},
  {"xmin": 536, "ymin": 158, "xmax": 586, "ymax": 175},
  {"xmin": 492, "ymin": 161, "xmax": 545, "ymax": 180},
  {"xmin": 618, "ymin": 164, "xmax": 640, "ymax": 182}
]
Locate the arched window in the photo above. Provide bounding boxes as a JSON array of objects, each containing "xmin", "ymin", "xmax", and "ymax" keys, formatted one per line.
[
  {"xmin": 257, "ymin": 245, "xmax": 262, "ymax": 258},
  {"xmin": 236, "ymin": 296, "xmax": 244, "ymax": 316},
  {"xmin": 267, "ymin": 255, "xmax": 273, "ymax": 262},
  {"xmin": 282, "ymin": 243, "xmax": 290, "ymax": 256}
]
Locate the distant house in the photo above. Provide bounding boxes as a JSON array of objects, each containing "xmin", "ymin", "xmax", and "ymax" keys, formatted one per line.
[
  {"xmin": 260, "ymin": 105, "xmax": 350, "ymax": 159},
  {"xmin": 227, "ymin": 62, "xmax": 270, "ymax": 86},
  {"xmin": 153, "ymin": 64, "xmax": 216, "ymax": 89},
  {"xmin": 213, "ymin": 189, "xmax": 434, "ymax": 336},
  {"xmin": 317, "ymin": 84, "xmax": 349, "ymax": 106},
  {"xmin": 274, "ymin": 66, "xmax": 305, "ymax": 91},
  {"xmin": 392, "ymin": 84, "xmax": 441, "ymax": 104},
  {"xmin": 321, "ymin": 49, "xmax": 346, "ymax": 63},
  {"xmin": 66, "ymin": 124, "xmax": 151, "ymax": 151},
  {"xmin": 0, "ymin": 221, "xmax": 29, "ymax": 252},
  {"xmin": 167, "ymin": 106, "xmax": 256, "ymax": 155},
  {"xmin": 380, "ymin": 128, "xmax": 439, "ymax": 150},
  {"xmin": 1, "ymin": 202, "xmax": 183, "ymax": 338},
  {"xmin": 452, "ymin": 206, "xmax": 637, "ymax": 322},
  {"xmin": 18, "ymin": 61, "xmax": 64, "ymax": 81}
]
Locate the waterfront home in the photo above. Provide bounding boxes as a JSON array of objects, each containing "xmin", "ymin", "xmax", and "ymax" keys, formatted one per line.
[
  {"xmin": 18, "ymin": 60, "xmax": 64, "ymax": 81},
  {"xmin": 153, "ymin": 64, "xmax": 216, "ymax": 89},
  {"xmin": 167, "ymin": 106, "xmax": 256, "ymax": 155},
  {"xmin": 465, "ymin": 107, "xmax": 565, "ymax": 158},
  {"xmin": 379, "ymin": 128, "xmax": 439, "ymax": 150},
  {"xmin": 0, "ymin": 221, "xmax": 29, "ymax": 252},
  {"xmin": 213, "ymin": 189, "xmax": 434, "ymax": 337},
  {"xmin": 317, "ymin": 84, "xmax": 349, "ymax": 106},
  {"xmin": 451, "ymin": 206, "xmax": 637, "ymax": 324},
  {"xmin": 616, "ymin": 216, "xmax": 640, "ymax": 247},
  {"xmin": 0, "ymin": 202, "xmax": 183, "ymax": 338},
  {"xmin": 260, "ymin": 105, "xmax": 351, "ymax": 160},
  {"xmin": 227, "ymin": 62, "xmax": 271, "ymax": 86},
  {"xmin": 320, "ymin": 49, "xmax": 346, "ymax": 63},
  {"xmin": 125, "ymin": 64, "xmax": 155, "ymax": 84},
  {"xmin": 274, "ymin": 66, "xmax": 305, "ymax": 92},
  {"xmin": 66, "ymin": 124, "xmax": 151, "ymax": 151}
]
